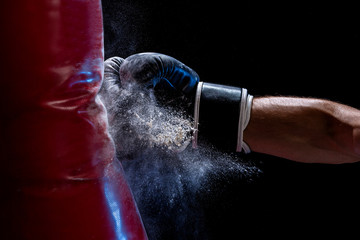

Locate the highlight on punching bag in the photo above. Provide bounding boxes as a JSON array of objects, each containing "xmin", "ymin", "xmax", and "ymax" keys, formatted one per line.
[{"xmin": 0, "ymin": 1, "xmax": 147, "ymax": 239}]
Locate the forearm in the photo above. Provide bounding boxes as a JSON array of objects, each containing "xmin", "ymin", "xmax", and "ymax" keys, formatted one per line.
[{"xmin": 244, "ymin": 97, "xmax": 360, "ymax": 164}]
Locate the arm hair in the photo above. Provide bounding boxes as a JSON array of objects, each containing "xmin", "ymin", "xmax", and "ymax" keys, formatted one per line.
[{"xmin": 244, "ymin": 97, "xmax": 360, "ymax": 164}]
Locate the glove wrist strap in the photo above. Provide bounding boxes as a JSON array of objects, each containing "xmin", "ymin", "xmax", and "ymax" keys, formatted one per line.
[{"xmin": 192, "ymin": 82, "xmax": 253, "ymax": 153}]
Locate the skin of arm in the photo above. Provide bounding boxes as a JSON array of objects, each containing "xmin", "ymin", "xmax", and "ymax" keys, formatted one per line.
[{"xmin": 244, "ymin": 97, "xmax": 360, "ymax": 164}]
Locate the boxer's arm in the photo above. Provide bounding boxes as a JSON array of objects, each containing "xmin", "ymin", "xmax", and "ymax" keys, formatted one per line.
[{"xmin": 244, "ymin": 97, "xmax": 360, "ymax": 164}]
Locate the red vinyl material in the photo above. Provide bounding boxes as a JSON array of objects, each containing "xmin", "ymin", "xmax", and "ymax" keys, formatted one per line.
[{"xmin": 0, "ymin": 1, "xmax": 147, "ymax": 239}]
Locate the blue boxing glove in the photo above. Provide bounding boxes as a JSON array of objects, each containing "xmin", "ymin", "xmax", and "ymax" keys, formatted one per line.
[
  {"xmin": 101, "ymin": 53, "xmax": 253, "ymax": 154},
  {"xmin": 118, "ymin": 52, "xmax": 200, "ymax": 94},
  {"xmin": 100, "ymin": 53, "xmax": 200, "ymax": 153}
]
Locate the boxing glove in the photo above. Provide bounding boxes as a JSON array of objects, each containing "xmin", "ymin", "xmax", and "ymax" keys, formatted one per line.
[
  {"xmin": 0, "ymin": 1, "xmax": 147, "ymax": 239},
  {"xmin": 110, "ymin": 53, "xmax": 252, "ymax": 153},
  {"xmin": 118, "ymin": 52, "xmax": 200, "ymax": 94},
  {"xmin": 103, "ymin": 53, "xmax": 253, "ymax": 153}
]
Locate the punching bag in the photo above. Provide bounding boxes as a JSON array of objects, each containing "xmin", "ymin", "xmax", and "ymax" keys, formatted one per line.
[{"xmin": 0, "ymin": 1, "xmax": 147, "ymax": 239}]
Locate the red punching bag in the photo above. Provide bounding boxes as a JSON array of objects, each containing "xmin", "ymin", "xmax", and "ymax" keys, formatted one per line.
[{"xmin": 0, "ymin": 1, "xmax": 147, "ymax": 239}]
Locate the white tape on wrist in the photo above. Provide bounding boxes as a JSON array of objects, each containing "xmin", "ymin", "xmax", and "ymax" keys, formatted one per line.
[
  {"xmin": 236, "ymin": 88, "xmax": 253, "ymax": 153},
  {"xmin": 192, "ymin": 81, "xmax": 203, "ymax": 149}
]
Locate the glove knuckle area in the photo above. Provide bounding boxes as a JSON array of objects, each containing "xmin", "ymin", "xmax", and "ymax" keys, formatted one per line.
[
  {"xmin": 120, "ymin": 52, "xmax": 163, "ymax": 83},
  {"xmin": 104, "ymin": 57, "xmax": 124, "ymax": 74}
]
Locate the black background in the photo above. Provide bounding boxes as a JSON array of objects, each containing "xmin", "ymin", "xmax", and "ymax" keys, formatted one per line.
[{"xmin": 102, "ymin": 0, "xmax": 360, "ymax": 238}]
